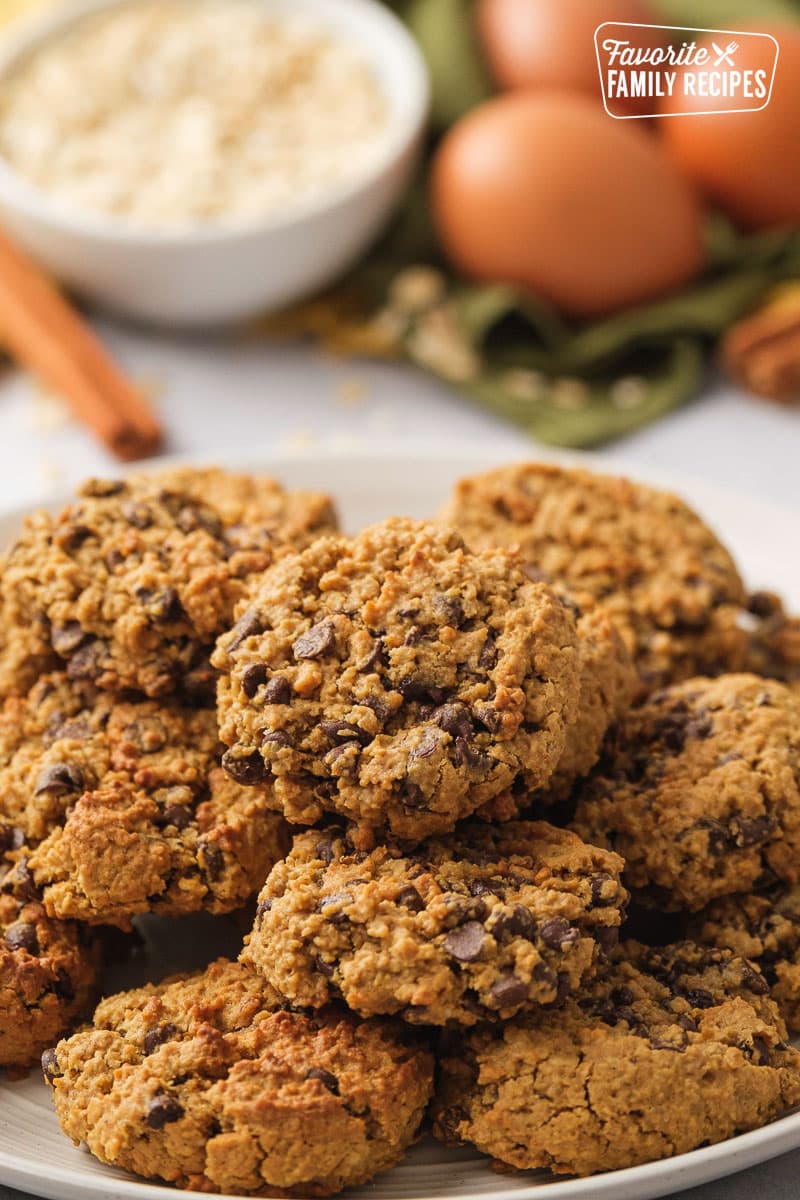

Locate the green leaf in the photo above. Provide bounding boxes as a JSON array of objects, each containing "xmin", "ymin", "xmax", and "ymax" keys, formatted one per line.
[{"xmin": 404, "ymin": 0, "xmax": 493, "ymax": 129}]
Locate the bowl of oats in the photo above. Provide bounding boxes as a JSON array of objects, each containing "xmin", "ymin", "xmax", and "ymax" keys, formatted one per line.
[{"xmin": 0, "ymin": 0, "xmax": 428, "ymax": 326}]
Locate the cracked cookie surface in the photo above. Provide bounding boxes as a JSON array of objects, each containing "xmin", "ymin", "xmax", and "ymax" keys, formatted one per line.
[
  {"xmin": 214, "ymin": 518, "xmax": 580, "ymax": 843},
  {"xmin": 0, "ymin": 468, "xmax": 336, "ymax": 699},
  {"xmin": 0, "ymin": 889, "xmax": 100, "ymax": 1070},
  {"xmin": 433, "ymin": 940, "xmax": 800, "ymax": 1177},
  {"xmin": 0, "ymin": 672, "xmax": 289, "ymax": 928},
  {"xmin": 46, "ymin": 958, "xmax": 433, "ymax": 1196},
  {"xmin": 242, "ymin": 821, "xmax": 626, "ymax": 1026},
  {"xmin": 439, "ymin": 463, "xmax": 748, "ymax": 689},
  {"xmin": 572, "ymin": 675, "xmax": 800, "ymax": 911},
  {"xmin": 691, "ymin": 886, "xmax": 800, "ymax": 1033}
]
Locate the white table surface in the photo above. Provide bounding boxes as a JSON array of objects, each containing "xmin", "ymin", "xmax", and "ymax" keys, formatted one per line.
[{"xmin": 0, "ymin": 313, "xmax": 799, "ymax": 1200}]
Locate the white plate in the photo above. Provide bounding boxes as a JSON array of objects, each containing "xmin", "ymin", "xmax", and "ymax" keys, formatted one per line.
[{"xmin": 1, "ymin": 447, "xmax": 800, "ymax": 1200}]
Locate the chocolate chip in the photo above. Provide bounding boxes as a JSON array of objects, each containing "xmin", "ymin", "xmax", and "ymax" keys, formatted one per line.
[
  {"xmin": 739, "ymin": 960, "xmax": 770, "ymax": 995},
  {"xmin": 262, "ymin": 729, "xmax": 295, "ymax": 748},
  {"xmin": 51, "ymin": 621, "xmax": 87, "ymax": 656},
  {"xmin": 159, "ymin": 804, "xmax": 193, "ymax": 830},
  {"xmin": 409, "ymin": 727, "xmax": 444, "ymax": 763},
  {"xmin": 227, "ymin": 609, "xmax": 262, "ymax": 652},
  {"xmin": 153, "ymin": 588, "xmax": 183, "ymax": 623},
  {"xmin": 221, "ymin": 748, "xmax": 269, "ymax": 785},
  {"xmin": 539, "ymin": 917, "xmax": 580, "ymax": 949},
  {"xmin": 590, "ymin": 873, "xmax": 615, "ymax": 907},
  {"xmin": 396, "ymin": 886, "xmax": 424, "ymax": 912},
  {"xmin": 681, "ymin": 987, "xmax": 715, "ymax": 1009},
  {"xmin": 474, "ymin": 704, "xmax": 502, "ymax": 734},
  {"xmin": 431, "ymin": 702, "xmax": 473, "ymax": 740},
  {"xmin": 478, "ymin": 634, "xmax": 498, "ymax": 670},
  {"xmin": 443, "ymin": 921, "xmax": 486, "ymax": 962},
  {"xmin": 319, "ymin": 720, "xmax": 371, "ymax": 748},
  {"xmin": 490, "ymin": 972, "xmax": 529, "ymax": 1007},
  {"xmin": 649, "ymin": 1033, "xmax": 687, "ymax": 1053},
  {"xmin": 361, "ymin": 695, "xmax": 391, "ymax": 724},
  {"xmin": 58, "ymin": 523, "xmax": 93, "ymax": 552},
  {"xmin": 176, "ymin": 504, "xmax": 223, "ymax": 539},
  {"xmin": 734, "ymin": 815, "xmax": 776, "ymax": 847},
  {"xmin": 0, "ymin": 824, "xmax": 25, "ymax": 854},
  {"xmin": 240, "ymin": 664, "xmax": 267, "ymax": 698},
  {"xmin": 122, "ymin": 500, "xmax": 153, "ymax": 528},
  {"xmin": 404, "ymin": 627, "xmax": 425, "ymax": 647},
  {"xmin": 436, "ymin": 1105, "xmax": 468, "ymax": 1143},
  {"xmin": 263, "ymin": 675, "xmax": 292, "ymax": 704},
  {"xmin": 398, "ymin": 678, "xmax": 447, "ymax": 704},
  {"xmin": 293, "ymin": 620, "xmax": 336, "ymax": 660},
  {"xmin": 180, "ymin": 663, "xmax": 217, "ymax": 706},
  {"xmin": 751, "ymin": 1035, "xmax": 772, "ymax": 1066},
  {"xmin": 255, "ymin": 898, "xmax": 272, "ymax": 926},
  {"xmin": 493, "ymin": 905, "xmax": 536, "ymax": 941},
  {"xmin": 360, "ymin": 639, "xmax": 388, "ymax": 672},
  {"xmin": 123, "ymin": 716, "xmax": 167, "ymax": 753},
  {"xmin": 199, "ymin": 840, "xmax": 225, "ymax": 882},
  {"xmin": 41, "ymin": 1048, "xmax": 59, "ymax": 1083},
  {"xmin": 146, "ymin": 1093, "xmax": 184, "ymax": 1129},
  {"xmin": 453, "ymin": 738, "xmax": 491, "ymax": 774},
  {"xmin": 143, "ymin": 1023, "xmax": 179, "ymax": 1055},
  {"xmin": 5, "ymin": 921, "xmax": 39, "ymax": 953},
  {"xmin": 66, "ymin": 639, "xmax": 107, "ymax": 680},
  {"xmin": 34, "ymin": 762, "xmax": 84, "ymax": 796},
  {"xmin": 314, "ymin": 832, "xmax": 342, "ymax": 864},
  {"xmin": 317, "ymin": 891, "xmax": 352, "ymax": 924},
  {"xmin": 315, "ymin": 955, "xmax": 335, "ymax": 978},
  {"xmin": 433, "ymin": 594, "xmax": 464, "ymax": 626},
  {"xmin": 676, "ymin": 1014, "xmax": 699, "ymax": 1032},
  {"xmin": 106, "ymin": 548, "xmax": 124, "ymax": 571},
  {"xmin": 596, "ymin": 925, "xmax": 619, "ymax": 955},
  {"xmin": 307, "ymin": 1067, "xmax": 339, "ymax": 1093}
]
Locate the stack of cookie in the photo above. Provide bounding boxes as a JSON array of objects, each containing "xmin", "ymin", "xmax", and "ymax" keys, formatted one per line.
[{"xmin": 2, "ymin": 461, "xmax": 800, "ymax": 1194}]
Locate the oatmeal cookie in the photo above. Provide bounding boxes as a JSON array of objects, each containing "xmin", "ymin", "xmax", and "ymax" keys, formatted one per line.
[
  {"xmin": 0, "ymin": 468, "xmax": 336, "ymax": 698},
  {"xmin": 572, "ymin": 675, "xmax": 800, "ymax": 911},
  {"xmin": 744, "ymin": 592, "xmax": 800, "ymax": 684},
  {"xmin": 0, "ymin": 888, "xmax": 100, "ymax": 1071},
  {"xmin": 690, "ymin": 886, "xmax": 800, "ymax": 1033},
  {"xmin": 439, "ymin": 462, "xmax": 748, "ymax": 688},
  {"xmin": 214, "ymin": 518, "xmax": 580, "ymax": 843},
  {"xmin": 242, "ymin": 821, "xmax": 626, "ymax": 1025},
  {"xmin": 45, "ymin": 958, "xmax": 433, "ymax": 1196},
  {"xmin": 433, "ymin": 941, "xmax": 800, "ymax": 1177},
  {"xmin": 0, "ymin": 672, "xmax": 289, "ymax": 927}
]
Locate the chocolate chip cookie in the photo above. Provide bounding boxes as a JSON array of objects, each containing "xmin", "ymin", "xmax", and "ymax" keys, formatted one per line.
[
  {"xmin": 572, "ymin": 675, "xmax": 800, "ymax": 911},
  {"xmin": 691, "ymin": 886, "xmax": 800, "ymax": 1033},
  {"xmin": 1, "ymin": 890, "xmax": 100, "ymax": 1071},
  {"xmin": 214, "ymin": 518, "xmax": 581, "ymax": 844},
  {"xmin": 45, "ymin": 958, "xmax": 433, "ymax": 1196},
  {"xmin": 0, "ymin": 672, "xmax": 289, "ymax": 927},
  {"xmin": 439, "ymin": 463, "xmax": 749, "ymax": 689},
  {"xmin": 242, "ymin": 821, "xmax": 626, "ymax": 1025},
  {"xmin": 433, "ymin": 941, "xmax": 800, "ymax": 1177},
  {"xmin": 0, "ymin": 468, "xmax": 336, "ymax": 699}
]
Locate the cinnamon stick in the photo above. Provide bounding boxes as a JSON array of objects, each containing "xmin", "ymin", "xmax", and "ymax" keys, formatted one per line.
[{"xmin": 0, "ymin": 226, "xmax": 162, "ymax": 460}]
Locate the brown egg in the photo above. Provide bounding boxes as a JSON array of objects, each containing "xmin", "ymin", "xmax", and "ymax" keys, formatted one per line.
[
  {"xmin": 477, "ymin": 0, "xmax": 663, "ymax": 115},
  {"xmin": 661, "ymin": 26, "xmax": 800, "ymax": 229},
  {"xmin": 431, "ymin": 90, "xmax": 704, "ymax": 318}
]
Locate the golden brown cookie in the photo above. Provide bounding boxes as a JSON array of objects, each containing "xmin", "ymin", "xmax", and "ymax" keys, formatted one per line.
[
  {"xmin": 433, "ymin": 941, "xmax": 800, "ymax": 1177},
  {"xmin": 439, "ymin": 462, "xmax": 748, "ymax": 689},
  {"xmin": 0, "ymin": 468, "xmax": 336, "ymax": 699},
  {"xmin": 0, "ymin": 672, "xmax": 289, "ymax": 928},
  {"xmin": 242, "ymin": 821, "xmax": 626, "ymax": 1026},
  {"xmin": 690, "ymin": 886, "xmax": 800, "ymax": 1033},
  {"xmin": 572, "ymin": 674, "xmax": 800, "ymax": 911},
  {"xmin": 45, "ymin": 958, "xmax": 433, "ymax": 1196},
  {"xmin": 0, "ymin": 886, "xmax": 100, "ymax": 1071},
  {"xmin": 214, "ymin": 518, "xmax": 581, "ymax": 844}
]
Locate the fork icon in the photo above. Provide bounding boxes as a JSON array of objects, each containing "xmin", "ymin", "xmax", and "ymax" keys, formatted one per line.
[{"xmin": 712, "ymin": 40, "xmax": 738, "ymax": 66}]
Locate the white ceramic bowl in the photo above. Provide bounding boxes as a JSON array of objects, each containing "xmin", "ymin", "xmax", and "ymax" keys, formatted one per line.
[{"xmin": 0, "ymin": 0, "xmax": 429, "ymax": 327}]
